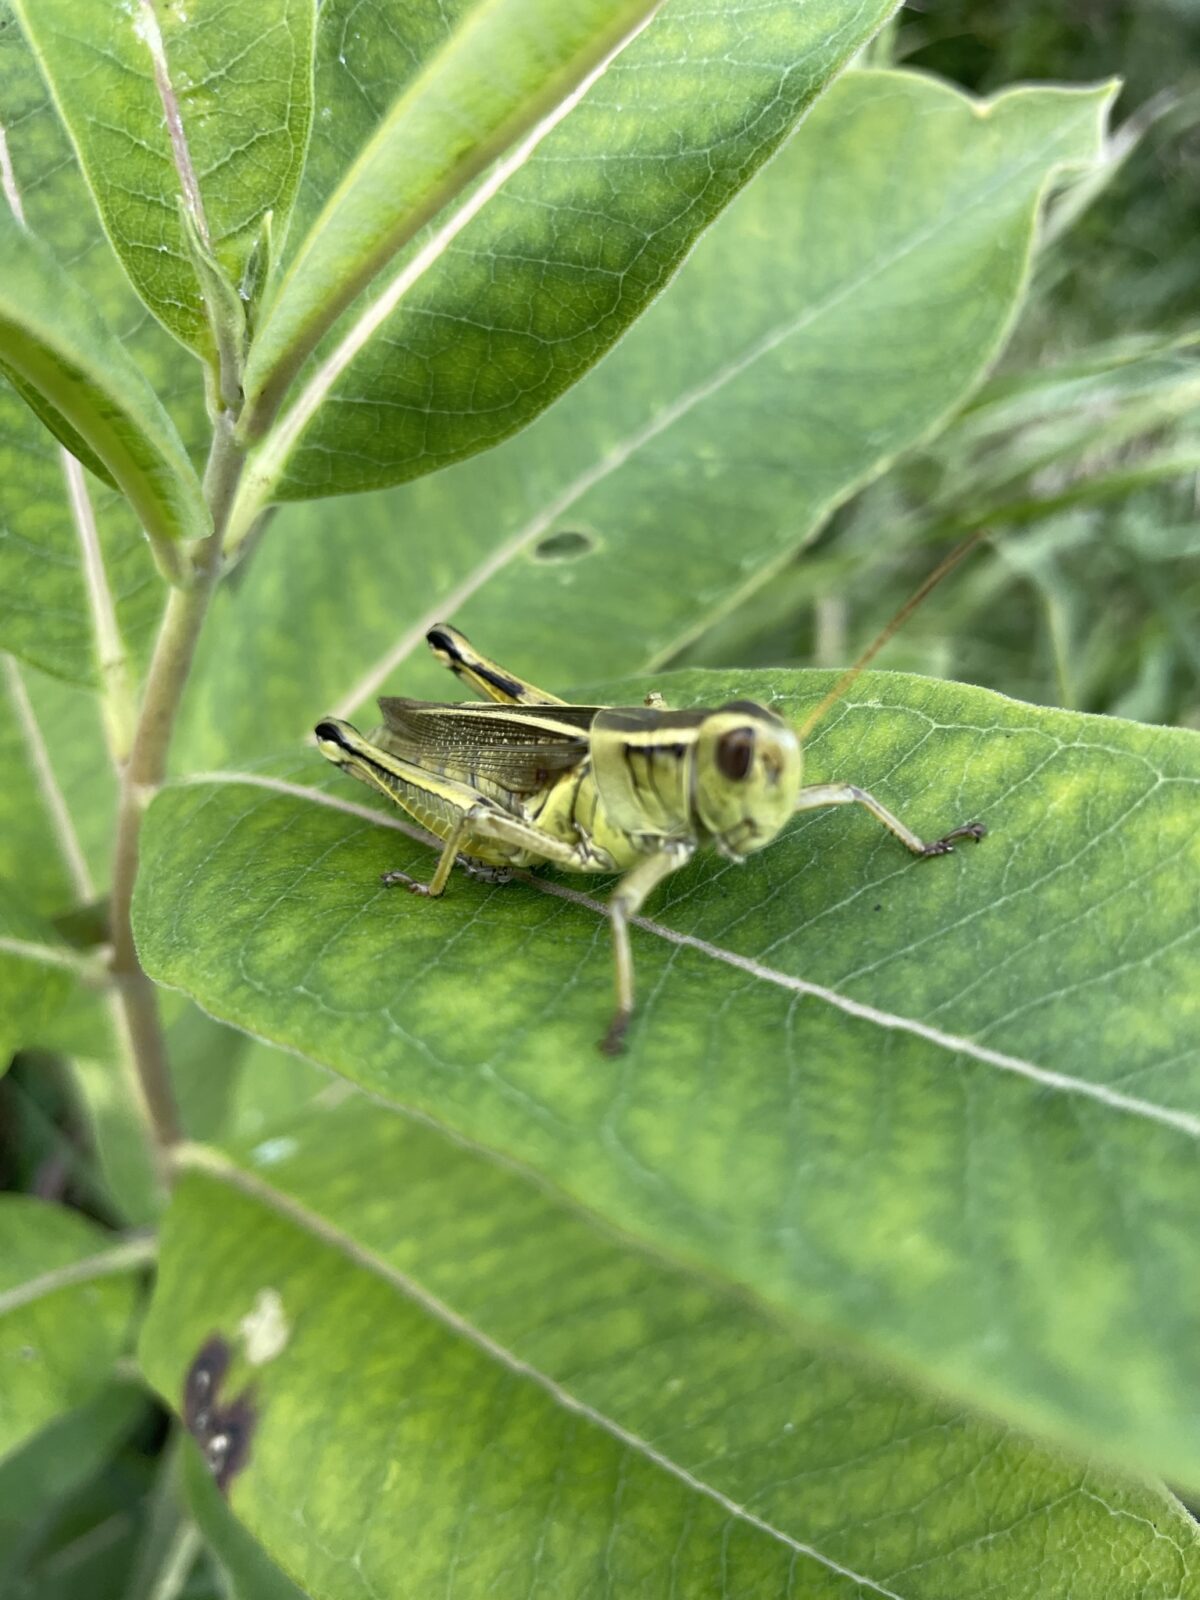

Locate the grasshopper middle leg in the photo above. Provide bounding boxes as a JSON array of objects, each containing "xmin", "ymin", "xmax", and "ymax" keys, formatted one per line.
[
  {"xmin": 381, "ymin": 817, "xmax": 472, "ymax": 896},
  {"xmin": 602, "ymin": 843, "xmax": 694, "ymax": 1056},
  {"xmin": 794, "ymin": 784, "xmax": 985, "ymax": 856},
  {"xmin": 383, "ymin": 803, "xmax": 597, "ymax": 896}
]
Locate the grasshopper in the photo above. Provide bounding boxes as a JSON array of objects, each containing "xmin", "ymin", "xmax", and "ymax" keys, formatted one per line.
[{"xmin": 316, "ymin": 591, "xmax": 985, "ymax": 1053}]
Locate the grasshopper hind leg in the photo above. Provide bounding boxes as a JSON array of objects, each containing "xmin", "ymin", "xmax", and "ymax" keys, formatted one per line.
[{"xmin": 425, "ymin": 624, "xmax": 565, "ymax": 706}]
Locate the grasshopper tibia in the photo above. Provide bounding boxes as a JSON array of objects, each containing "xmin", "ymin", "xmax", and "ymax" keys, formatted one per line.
[
  {"xmin": 380, "ymin": 819, "xmax": 471, "ymax": 897},
  {"xmin": 602, "ymin": 843, "xmax": 693, "ymax": 1056}
]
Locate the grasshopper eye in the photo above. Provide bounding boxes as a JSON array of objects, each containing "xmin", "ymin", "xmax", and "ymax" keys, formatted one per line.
[{"xmin": 716, "ymin": 727, "xmax": 755, "ymax": 781}]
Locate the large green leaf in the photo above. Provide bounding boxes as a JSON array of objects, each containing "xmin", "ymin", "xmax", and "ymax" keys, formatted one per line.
[
  {"xmin": 179, "ymin": 70, "xmax": 1113, "ymax": 771},
  {"xmin": 0, "ymin": 7, "xmax": 209, "ymax": 453},
  {"xmin": 0, "ymin": 15, "xmax": 200, "ymax": 684},
  {"xmin": 241, "ymin": 0, "xmax": 668, "ymax": 434},
  {"xmin": 0, "ymin": 881, "xmax": 91, "ymax": 1065},
  {"xmin": 0, "ymin": 1198, "xmax": 147, "ymax": 1462},
  {"xmin": 0, "ymin": 206, "xmax": 208, "ymax": 571},
  {"xmin": 11, "ymin": 0, "xmax": 317, "ymax": 355},
  {"xmin": 181, "ymin": 1442, "xmax": 307, "ymax": 1600},
  {"xmin": 144, "ymin": 1173, "xmax": 829, "ymax": 1599},
  {"xmin": 237, "ymin": 1, "xmax": 908, "ymax": 510},
  {"xmin": 139, "ymin": 1107, "xmax": 1200, "ymax": 1598},
  {"xmin": 283, "ymin": 0, "xmax": 476, "ymax": 255},
  {"xmin": 137, "ymin": 670, "xmax": 1200, "ymax": 1486}
]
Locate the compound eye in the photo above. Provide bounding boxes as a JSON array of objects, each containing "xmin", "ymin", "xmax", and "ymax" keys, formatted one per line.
[{"xmin": 716, "ymin": 727, "xmax": 755, "ymax": 781}]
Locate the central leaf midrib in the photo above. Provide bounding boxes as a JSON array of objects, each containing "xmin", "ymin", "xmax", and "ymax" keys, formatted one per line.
[{"xmin": 168, "ymin": 768, "xmax": 1200, "ymax": 1142}]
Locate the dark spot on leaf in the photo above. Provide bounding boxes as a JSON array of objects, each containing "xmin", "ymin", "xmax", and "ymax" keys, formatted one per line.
[
  {"xmin": 532, "ymin": 528, "xmax": 596, "ymax": 562},
  {"xmin": 874, "ymin": 903, "xmax": 882, "ymax": 912},
  {"xmin": 204, "ymin": 1391, "xmax": 258, "ymax": 1493},
  {"xmin": 182, "ymin": 1333, "xmax": 257, "ymax": 1495},
  {"xmin": 183, "ymin": 1335, "xmax": 231, "ymax": 1434}
]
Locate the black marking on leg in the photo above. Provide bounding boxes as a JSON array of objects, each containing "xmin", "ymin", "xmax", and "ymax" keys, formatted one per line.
[
  {"xmin": 425, "ymin": 626, "xmax": 458, "ymax": 658},
  {"xmin": 426, "ymin": 626, "xmax": 525, "ymax": 700},
  {"xmin": 475, "ymin": 663, "xmax": 528, "ymax": 700},
  {"xmin": 314, "ymin": 720, "xmax": 351, "ymax": 750}
]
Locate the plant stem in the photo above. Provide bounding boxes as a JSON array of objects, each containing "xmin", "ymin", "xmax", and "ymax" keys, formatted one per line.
[{"xmin": 108, "ymin": 413, "xmax": 244, "ymax": 1169}]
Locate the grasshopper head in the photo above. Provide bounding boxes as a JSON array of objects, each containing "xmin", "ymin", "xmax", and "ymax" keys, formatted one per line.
[{"xmin": 693, "ymin": 702, "xmax": 802, "ymax": 859}]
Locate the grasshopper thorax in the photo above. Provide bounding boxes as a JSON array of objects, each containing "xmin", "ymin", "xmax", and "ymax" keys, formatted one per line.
[{"xmin": 692, "ymin": 702, "xmax": 802, "ymax": 860}]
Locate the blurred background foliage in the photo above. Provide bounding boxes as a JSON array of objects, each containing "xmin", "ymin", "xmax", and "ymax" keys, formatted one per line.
[{"xmin": 678, "ymin": 0, "xmax": 1200, "ymax": 730}]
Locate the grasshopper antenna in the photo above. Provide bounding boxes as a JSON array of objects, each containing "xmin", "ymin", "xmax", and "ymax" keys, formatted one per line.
[{"xmin": 796, "ymin": 530, "xmax": 989, "ymax": 742}]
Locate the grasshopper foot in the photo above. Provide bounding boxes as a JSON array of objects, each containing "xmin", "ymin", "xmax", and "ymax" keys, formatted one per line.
[
  {"xmin": 458, "ymin": 857, "xmax": 514, "ymax": 886},
  {"xmin": 600, "ymin": 1009, "xmax": 631, "ymax": 1056},
  {"xmin": 920, "ymin": 821, "xmax": 987, "ymax": 857},
  {"xmin": 380, "ymin": 869, "xmax": 434, "ymax": 895}
]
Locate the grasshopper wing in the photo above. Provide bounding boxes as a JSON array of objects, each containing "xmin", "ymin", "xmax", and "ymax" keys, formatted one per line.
[{"xmin": 376, "ymin": 699, "xmax": 597, "ymax": 795}]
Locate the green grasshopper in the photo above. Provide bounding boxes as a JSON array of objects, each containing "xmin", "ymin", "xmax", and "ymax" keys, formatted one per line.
[{"xmin": 316, "ymin": 595, "xmax": 985, "ymax": 1053}]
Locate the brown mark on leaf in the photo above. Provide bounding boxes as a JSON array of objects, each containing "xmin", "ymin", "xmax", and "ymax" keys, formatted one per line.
[
  {"xmin": 182, "ymin": 1333, "xmax": 258, "ymax": 1494},
  {"xmin": 183, "ymin": 1335, "xmax": 231, "ymax": 1435}
]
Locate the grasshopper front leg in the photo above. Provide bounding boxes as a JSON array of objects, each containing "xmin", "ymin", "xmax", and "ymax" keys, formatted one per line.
[
  {"xmin": 602, "ymin": 843, "xmax": 694, "ymax": 1056},
  {"xmin": 794, "ymin": 784, "xmax": 985, "ymax": 856}
]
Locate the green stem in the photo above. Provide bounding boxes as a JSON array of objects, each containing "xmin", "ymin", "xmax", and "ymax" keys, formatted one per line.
[{"xmin": 108, "ymin": 414, "xmax": 244, "ymax": 1169}]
